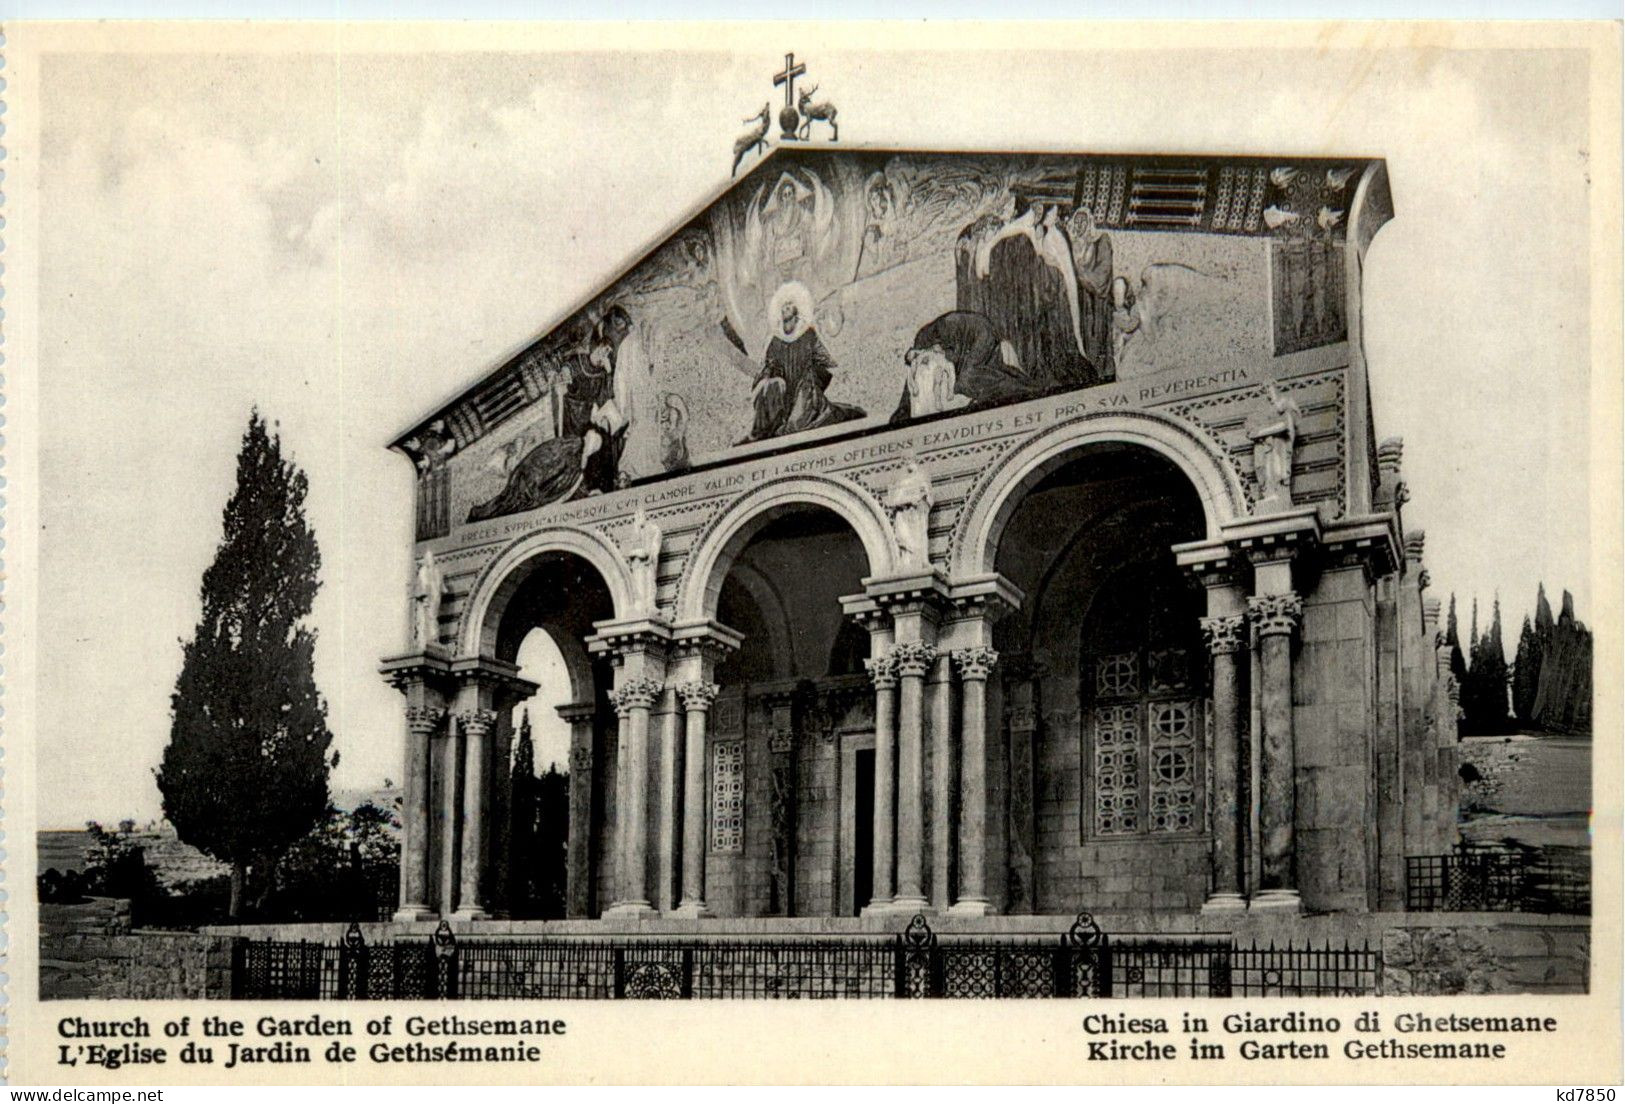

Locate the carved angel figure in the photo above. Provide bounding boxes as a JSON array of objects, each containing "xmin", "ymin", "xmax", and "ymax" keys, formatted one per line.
[
  {"xmin": 884, "ymin": 458, "xmax": 934, "ymax": 571},
  {"xmin": 412, "ymin": 550, "xmax": 446, "ymax": 650},
  {"xmin": 625, "ymin": 507, "xmax": 663, "ymax": 615}
]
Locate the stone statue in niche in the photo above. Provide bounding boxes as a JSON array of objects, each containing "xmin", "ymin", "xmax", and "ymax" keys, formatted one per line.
[
  {"xmin": 1246, "ymin": 381, "xmax": 1304, "ymax": 511},
  {"xmin": 412, "ymin": 550, "xmax": 446, "ymax": 651},
  {"xmin": 624, "ymin": 507, "xmax": 663, "ymax": 616},
  {"xmin": 885, "ymin": 458, "xmax": 934, "ymax": 572}
]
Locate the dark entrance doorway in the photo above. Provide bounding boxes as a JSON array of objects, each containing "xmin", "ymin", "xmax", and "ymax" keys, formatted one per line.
[{"xmin": 853, "ymin": 747, "xmax": 875, "ymax": 914}]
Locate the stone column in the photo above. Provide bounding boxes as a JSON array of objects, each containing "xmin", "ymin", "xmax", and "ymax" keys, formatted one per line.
[
  {"xmin": 607, "ymin": 677, "xmax": 662, "ymax": 916},
  {"xmin": 558, "ymin": 702, "xmax": 597, "ymax": 919},
  {"xmin": 453, "ymin": 709, "xmax": 497, "ymax": 920},
  {"xmin": 396, "ymin": 705, "xmax": 442, "ymax": 920},
  {"xmin": 891, "ymin": 642, "xmax": 935, "ymax": 911},
  {"xmin": 950, "ymin": 646, "xmax": 998, "ymax": 915},
  {"xmin": 863, "ymin": 651, "xmax": 899, "ymax": 912},
  {"xmin": 928, "ymin": 649, "xmax": 956, "ymax": 911},
  {"xmin": 613, "ymin": 707, "xmax": 632, "ymax": 906},
  {"xmin": 1248, "ymin": 592, "xmax": 1303, "ymax": 910},
  {"xmin": 673, "ymin": 680, "xmax": 720, "ymax": 917},
  {"xmin": 654, "ymin": 689, "xmax": 682, "ymax": 913},
  {"xmin": 1003, "ymin": 658, "xmax": 1040, "ymax": 916},
  {"xmin": 1200, "ymin": 614, "xmax": 1248, "ymax": 911},
  {"xmin": 438, "ymin": 720, "xmax": 462, "ymax": 916},
  {"xmin": 488, "ymin": 707, "xmax": 516, "ymax": 919}
]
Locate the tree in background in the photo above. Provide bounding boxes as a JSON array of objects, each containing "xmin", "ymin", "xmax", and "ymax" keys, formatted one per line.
[
  {"xmin": 1533, "ymin": 590, "xmax": 1593, "ymax": 734},
  {"xmin": 508, "ymin": 710, "xmax": 540, "ymax": 915},
  {"xmin": 1511, "ymin": 613, "xmax": 1541, "ymax": 724},
  {"xmin": 1445, "ymin": 593, "xmax": 1468, "ymax": 684},
  {"xmin": 507, "ymin": 710, "xmax": 570, "ymax": 919},
  {"xmin": 264, "ymin": 801, "xmax": 400, "ymax": 922},
  {"xmin": 1463, "ymin": 594, "xmax": 1511, "ymax": 734},
  {"xmin": 534, "ymin": 765, "xmax": 570, "ymax": 917},
  {"xmin": 156, "ymin": 412, "xmax": 335, "ymax": 917}
]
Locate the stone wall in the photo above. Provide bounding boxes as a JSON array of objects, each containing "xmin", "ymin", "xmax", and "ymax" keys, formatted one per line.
[
  {"xmin": 1293, "ymin": 561, "xmax": 1378, "ymax": 910},
  {"xmin": 41, "ymin": 899, "xmax": 235, "ymax": 1001},
  {"xmin": 1382, "ymin": 921, "xmax": 1589, "ymax": 995}
]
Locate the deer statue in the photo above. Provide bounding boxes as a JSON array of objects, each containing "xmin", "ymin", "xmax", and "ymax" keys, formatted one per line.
[
  {"xmin": 797, "ymin": 86, "xmax": 838, "ymax": 142},
  {"xmin": 733, "ymin": 103, "xmax": 771, "ymax": 177}
]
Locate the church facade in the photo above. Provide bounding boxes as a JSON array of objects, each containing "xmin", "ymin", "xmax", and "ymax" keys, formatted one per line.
[{"xmin": 381, "ymin": 147, "xmax": 1458, "ymax": 925}]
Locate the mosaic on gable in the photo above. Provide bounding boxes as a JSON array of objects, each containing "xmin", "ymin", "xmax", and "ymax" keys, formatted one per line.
[{"xmin": 399, "ymin": 153, "xmax": 1368, "ymax": 538}]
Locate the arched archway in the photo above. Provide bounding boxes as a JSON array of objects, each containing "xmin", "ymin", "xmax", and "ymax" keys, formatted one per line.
[
  {"xmin": 952, "ymin": 409, "xmax": 1245, "ymax": 579},
  {"xmin": 459, "ymin": 533, "xmax": 628, "ymax": 920},
  {"xmin": 687, "ymin": 496, "xmax": 879, "ymax": 920},
  {"xmin": 460, "ymin": 526, "xmax": 634, "ymax": 661},
  {"xmin": 677, "ymin": 475, "xmax": 894, "ymax": 624},
  {"xmin": 985, "ymin": 440, "xmax": 1213, "ymax": 916}
]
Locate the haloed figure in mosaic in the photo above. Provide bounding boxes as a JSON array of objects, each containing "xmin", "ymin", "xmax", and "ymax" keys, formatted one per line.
[{"xmin": 741, "ymin": 281, "xmax": 864, "ymax": 443}]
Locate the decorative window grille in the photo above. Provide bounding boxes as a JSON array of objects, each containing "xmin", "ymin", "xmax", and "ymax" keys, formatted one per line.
[
  {"xmin": 711, "ymin": 740, "xmax": 745, "ymax": 852},
  {"xmin": 1096, "ymin": 652, "xmax": 1139, "ymax": 698},
  {"xmin": 1148, "ymin": 700, "xmax": 1198, "ymax": 833},
  {"xmin": 1082, "ymin": 566, "xmax": 1207, "ymax": 841},
  {"xmin": 1092, "ymin": 704, "xmax": 1141, "ymax": 836}
]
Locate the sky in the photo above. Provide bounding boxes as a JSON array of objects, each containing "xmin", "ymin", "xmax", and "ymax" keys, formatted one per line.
[{"xmin": 30, "ymin": 26, "xmax": 1602, "ymax": 826}]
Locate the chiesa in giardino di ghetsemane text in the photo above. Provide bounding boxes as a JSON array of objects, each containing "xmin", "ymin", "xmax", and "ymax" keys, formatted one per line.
[{"xmin": 377, "ymin": 107, "xmax": 1457, "ymax": 933}]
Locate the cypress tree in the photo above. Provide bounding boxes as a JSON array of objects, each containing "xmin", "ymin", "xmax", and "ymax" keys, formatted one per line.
[
  {"xmin": 156, "ymin": 412, "xmax": 334, "ymax": 917},
  {"xmin": 1512, "ymin": 612, "xmax": 1540, "ymax": 724},
  {"xmin": 509, "ymin": 710, "xmax": 538, "ymax": 916},
  {"xmin": 1446, "ymin": 593, "xmax": 1468, "ymax": 683}
]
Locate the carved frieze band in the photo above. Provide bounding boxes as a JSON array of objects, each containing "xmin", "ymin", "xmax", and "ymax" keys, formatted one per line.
[
  {"xmin": 1199, "ymin": 614, "xmax": 1248, "ymax": 655},
  {"xmin": 405, "ymin": 706, "xmax": 445, "ymax": 736},
  {"xmin": 953, "ymin": 646, "xmax": 1000, "ymax": 682},
  {"xmin": 610, "ymin": 677, "xmax": 665, "ymax": 716},
  {"xmin": 676, "ymin": 680, "xmax": 723, "ymax": 713},
  {"xmin": 457, "ymin": 709, "xmax": 498, "ymax": 737},
  {"xmin": 1247, "ymin": 593, "xmax": 1303, "ymax": 638}
]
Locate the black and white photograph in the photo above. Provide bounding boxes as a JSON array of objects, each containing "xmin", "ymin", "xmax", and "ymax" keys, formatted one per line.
[{"xmin": 7, "ymin": 17, "xmax": 1619, "ymax": 1087}]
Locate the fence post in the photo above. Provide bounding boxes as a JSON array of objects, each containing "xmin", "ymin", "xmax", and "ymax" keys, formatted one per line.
[
  {"xmin": 613, "ymin": 947, "xmax": 628, "ymax": 999},
  {"xmin": 1063, "ymin": 913, "xmax": 1106, "ymax": 998},
  {"xmin": 341, "ymin": 922, "xmax": 366, "ymax": 1000},
  {"xmin": 1209, "ymin": 941, "xmax": 1233, "ymax": 998},
  {"xmin": 228, "ymin": 937, "xmax": 249, "ymax": 998},
  {"xmin": 893, "ymin": 933, "xmax": 908, "ymax": 998},
  {"xmin": 432, "ymin": 920, "xmax": 457, "ymax": 1000}
]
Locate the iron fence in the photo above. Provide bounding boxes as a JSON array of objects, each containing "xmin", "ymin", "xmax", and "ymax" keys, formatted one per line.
[
  {"xmin": 1406, "ymin": 843, "xmax": 1590, "ymax": 915},
  {"xmin": 230, "ymin": 914, "xmax": 1377, "ymax": 1000},
  {"xmin": 1228, "ymin": 941, "xmax": 1378, "ymax": 997}
]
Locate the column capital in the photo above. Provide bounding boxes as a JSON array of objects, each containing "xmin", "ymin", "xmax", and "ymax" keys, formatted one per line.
[
  {"xmin": 1200, "ymin": 614, "xmax": 1248, "ymax": 655},
  {"xmin": 675, "ymin": 680, "xmax": 722, "ymax": 712},
  {"xmin": 556, "ymin": 701, "xmax": 597, "ymax": 725},
  {"xmin": 586, "ymin": 616, "xmax": 673, "ymax": 664},
  {"xmin": 670, "ymin": 618, "xmax": 745, "ymax": 661},
  {"xmin": 953, "ymin": 646, "xmax": 1000, "ymax": 681},
  {"xmin": 456, "ymin": 708, "xmax": 498, "ymax": 737},
  {"xmin": 448, "ymin": 654, "xmax": 538, "ymax": 703},
  {"xmin": 610, "ymin": 677, "xmax": 664, "ymax": 715},
  {"xmin": 1248, "ymin": 593, "xmax": 1303, "ymax": 637},
  {"xmin": 405, "ymin": 705, "xmax": 446, "ymax": 735},
  {"xmin": 945, "ymin": 572, "xmax": 1024, "ymax": 623},
  {"xmin": 891, "ymin": 641, "xmax": 939, "ymax": 678},
  {"xmin": 379, "ymin": 651, "xmax": 454, "ymax": 694},
  {"xmin": 1171, "ymin": 537, "xmax": 1244, "ymax": 587},
  {"xmin": 863, "ymin": 569, "xmax": 952, "ymax": 612},
  {"xmin": 864, "ymin": 653, "xmax": 899, "ymax": 689}
]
